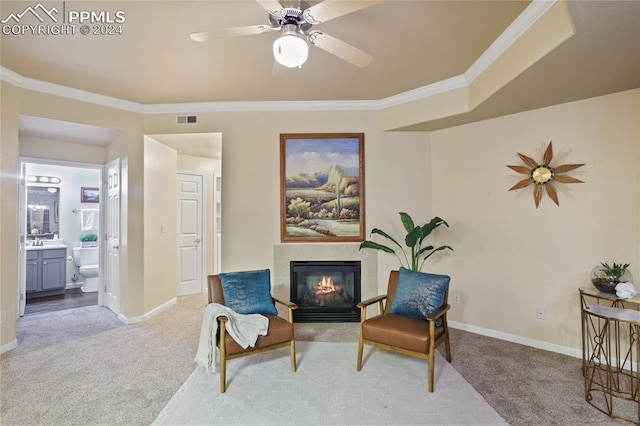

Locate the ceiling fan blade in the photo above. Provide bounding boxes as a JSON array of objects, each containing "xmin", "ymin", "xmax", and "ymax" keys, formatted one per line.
[
  {"xmin": 303, "ymin": 0, "xmax": 381, "ymax": 24},
  {"xmin": 307, "ymin": 31, "xmax": 372, "ymax": 68},
  {"xmin": 256, "ymin": 0, "xmax": 285, "ymax": 17},
  {"xmin": 190, "ymin": 25, "xmax": 275, "ymax": 42}
]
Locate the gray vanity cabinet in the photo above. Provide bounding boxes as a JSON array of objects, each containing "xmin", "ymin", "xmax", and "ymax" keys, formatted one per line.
[{"xmin": 26, "ymin": 248, "xmax": 66, "ymax": 298}]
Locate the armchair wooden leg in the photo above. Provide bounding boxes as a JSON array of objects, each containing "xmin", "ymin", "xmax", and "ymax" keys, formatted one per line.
[
  {"xmin": 443, "ymin": 320, "xmax": 452, "ymax": 362},
  {"xmin": 290, "ymin": 340, "xmax": 297, "ymax": 373},
  {"xmin": 220, "ymin": 350, "xmax": 227, "ymax": 393},
  {"xmin": 444, "ymin": 333, "xmax": 452, "ymax": 363},
  {"xmin": 427, "ymin": 350, "xmax": 435, "ymax": 393},
  {"xmin": 357, "ymin": 334, "xmax": 364, "ymax": 371},
  {"xmin": 219, "ymin": 320, "xmax": 227, "ymax": 393}
]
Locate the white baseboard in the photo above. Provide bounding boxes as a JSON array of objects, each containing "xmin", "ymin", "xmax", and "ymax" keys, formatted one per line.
[
  {"xmin": 66, "ymin": 282, "xmax": 83, "ymax": 289},
  {"xmin": 118, "ymin": 297, "xmax": 178, "ymax": 325},
  {"xmin": 449, "ymin": 320, "xmax": 582, "ymax": 359},
  {"xmin": 0, "ymin": 338, "xmax": 18, "ymax": 354}
]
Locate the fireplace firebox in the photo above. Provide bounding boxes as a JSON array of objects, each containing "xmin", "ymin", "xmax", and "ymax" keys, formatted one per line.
[{"xmin": 290, "ymin": 260, "xmax": 361, "ymax": 322}]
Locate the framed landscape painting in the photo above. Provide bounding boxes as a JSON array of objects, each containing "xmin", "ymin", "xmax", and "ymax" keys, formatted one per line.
[
  {"xmin": 81, "ymin": 187, "xmax": 99, "ymax": 203},
  {"xmin": 280, "ymin": 133, "xmax": 365, "ymax": 242}
]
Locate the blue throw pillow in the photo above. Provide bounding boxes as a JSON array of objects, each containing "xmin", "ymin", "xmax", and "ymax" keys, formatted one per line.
[
  {"xmin": 219, "ymin": 269, "xmax": 278, "ymax": 316},
  {"xmin": 390, "ymin": 267, "xmax": 450, "ymax": 325}
]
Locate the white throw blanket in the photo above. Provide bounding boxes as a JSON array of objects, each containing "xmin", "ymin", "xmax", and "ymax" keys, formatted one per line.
[{"xmin": 194, "ymin": 303, "xmax": 269, "ymax": 373}]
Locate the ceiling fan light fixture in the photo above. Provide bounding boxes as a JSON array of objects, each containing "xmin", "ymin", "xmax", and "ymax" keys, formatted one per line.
[{"xmin": 273, "ymin": 32, "xmax": 309, "ymax": 68}]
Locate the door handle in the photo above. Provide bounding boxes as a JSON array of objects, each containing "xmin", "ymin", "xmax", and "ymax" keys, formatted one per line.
[
  {"xmin": 113, "ymin": 245, "xmax": 119, "ymax": 250},
  {"xmin": 194, "ymin": 238, "xmax": 201, "ymax": 244}
]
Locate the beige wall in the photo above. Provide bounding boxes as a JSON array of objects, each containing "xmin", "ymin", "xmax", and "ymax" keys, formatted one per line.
[
  {"xmin": 20, "ymin": 135, "xmax": 107, "ymax": 165},
  {"xmin": 0, "ymin": 82, "xmax": 21, "ymax": 351},
  {"xmin": 430, "ymin": 89, "xmax": 640, "ymax": 354},
  {"xmin": 143, "ymin": 138, "xmax": 178, "ymax": 311},
  {"xmin": 143, "ymin": 111, "xmax": 432, "ymax": 291}
]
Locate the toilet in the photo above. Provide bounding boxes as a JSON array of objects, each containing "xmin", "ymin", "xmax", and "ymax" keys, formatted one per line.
[{"xmin": 72, "ymin": 247, "xmax": 99, "ymax": 292}]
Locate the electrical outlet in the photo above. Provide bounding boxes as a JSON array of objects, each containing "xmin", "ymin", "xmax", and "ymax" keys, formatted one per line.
[
  {"xmin": 0, "ymin": 311, "xmax": 6, "ymax": 323},
  {"xmin": 536, "ymin": 306, "xmax": 546, "ymax": 320},
  {"xmin": 452, "ymin": 292, "xmax": 461, "ymax": 304}
]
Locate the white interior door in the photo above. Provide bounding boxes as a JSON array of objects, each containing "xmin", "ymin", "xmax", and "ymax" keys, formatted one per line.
[
  {"xmin": 104, "ymin": 159, "xmax": 120, "ymax": 315},
  {"xmin": 18, "ymin": 162, "xmax": 27, "ymax": 317},
  {"xmin": 177, "ymin": 173, "xmax": 203, "ymax": 296}
]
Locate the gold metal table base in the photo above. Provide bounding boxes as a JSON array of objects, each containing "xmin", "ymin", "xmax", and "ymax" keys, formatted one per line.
[{"xmin": 582, "ymin": 302, "xmax": 640, "ymax": 424}]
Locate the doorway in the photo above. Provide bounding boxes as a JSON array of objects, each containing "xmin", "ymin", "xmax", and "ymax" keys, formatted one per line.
[
  {"xmin": 17, "ymin": 115, "xmax": 125, "ymax": 321},
  {"xmin": 146, "ymin": 132, "xmax": 223, "ymax": 294},
  {"xmin": 19, "ymin": 160, "xmax": 102, "ymax": 316}
]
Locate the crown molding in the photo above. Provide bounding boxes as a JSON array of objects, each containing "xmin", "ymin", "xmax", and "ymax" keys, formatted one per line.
[
  {"xmin": 466, "ymin": 0, "xmax": 557, "ymax": 83},
  {"xmin": 376, "ymin": 75, "xmax": 469, "ymax": 109},
  {"xmin": 0, "ymin": 66, "xmax": 143, "ymax": 113},
  {"xmin": 0, "ymin": 0, "xmax": 552, "ymax": 115},
  {"xmin": 142, "ymin": 100, "xmax": 380, "ymax": 114},
  {"xmin": 0, "ymin": 66, "xmax": 23, "ymax": 86}
]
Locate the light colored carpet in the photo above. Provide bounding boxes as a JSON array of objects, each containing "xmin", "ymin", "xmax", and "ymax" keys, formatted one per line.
[
  {"xmin": 3, "ymin": 294, "xmax": 619, "ymax": 425},
  {"xmin": 152, "ymin": 341, "xmax": 507, "ymax": 425}
]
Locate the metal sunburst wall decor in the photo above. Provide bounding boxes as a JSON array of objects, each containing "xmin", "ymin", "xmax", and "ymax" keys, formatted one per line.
[{"xmin": 507, "ymin": 141, "xmax": 585, "ymax": 208}]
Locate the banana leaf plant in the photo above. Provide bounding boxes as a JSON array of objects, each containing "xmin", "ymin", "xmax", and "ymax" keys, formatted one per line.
[{"xmin": 359, "ymin": 212, "xmax": 453, "ymax": 271}]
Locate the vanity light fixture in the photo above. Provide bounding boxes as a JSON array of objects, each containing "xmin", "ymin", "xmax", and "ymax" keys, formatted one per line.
[
  {"xmin": 27, "ymin": 175, "xmax": 61, "ymax": 184},
  {"xmin": 27, "ymin": 203, "xmax": 48, "ymax": 210}
]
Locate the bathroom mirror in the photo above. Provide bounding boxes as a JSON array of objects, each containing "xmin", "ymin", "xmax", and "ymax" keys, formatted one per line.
[{"xmin": 26, "ymin": 185, "xmax": 60, "ymax": 238}]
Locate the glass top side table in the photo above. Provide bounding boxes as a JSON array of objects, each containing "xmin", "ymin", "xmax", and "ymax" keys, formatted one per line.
[{"xmin": 580, "ymin": 287, "xmax": 640, "ymax": 424}]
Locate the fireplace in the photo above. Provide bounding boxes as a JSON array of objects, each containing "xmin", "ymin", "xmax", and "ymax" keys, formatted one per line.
[{"xmin": 290, "ymin": 260, "xmax": 361, "ymax": 322}]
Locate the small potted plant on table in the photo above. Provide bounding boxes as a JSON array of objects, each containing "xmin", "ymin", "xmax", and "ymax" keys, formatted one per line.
[{"xmin": 591, "ymin": 262, "xmax": 633, "ymax": 294}]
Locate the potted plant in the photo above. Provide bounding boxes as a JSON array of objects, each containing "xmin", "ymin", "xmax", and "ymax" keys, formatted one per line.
[
  {"xmin": 80, "ymin": 233, "xmax": 98, "ymax": 247},
  {"xmin": 591, "ymin": 262, "xmax": 633, "ymax": 294},
  {"xmin": 359, "ymin": 212, "xmax": 453, "ymax": 271}
]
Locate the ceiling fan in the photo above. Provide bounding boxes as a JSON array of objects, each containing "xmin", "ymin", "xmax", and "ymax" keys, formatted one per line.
[{"xmin": 189, "ymin": 0, "xmax": 381, "ymax": 69}]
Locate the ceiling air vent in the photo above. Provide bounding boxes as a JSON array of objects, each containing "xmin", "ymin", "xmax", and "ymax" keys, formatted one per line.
[{"xmin": 176, "ymin": 115, "xmax": 198, "ymax": 124}]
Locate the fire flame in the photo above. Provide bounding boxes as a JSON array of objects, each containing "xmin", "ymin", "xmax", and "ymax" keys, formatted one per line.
[{"xmin": 316, "ymin": 275, "xmax": 339, "ymax": 294}]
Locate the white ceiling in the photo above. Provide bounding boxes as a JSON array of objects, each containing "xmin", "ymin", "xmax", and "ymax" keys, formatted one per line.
[
  {"xmin": 1, "ymin": 0, "xmax": 530, "ymax": 103},
  {"xmin": 3, "ymin": 1, "xmax": 639, "ymax": 146}
]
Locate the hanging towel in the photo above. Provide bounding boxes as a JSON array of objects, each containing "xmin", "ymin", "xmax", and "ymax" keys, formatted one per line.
[
  {"xmin": 194, "ymin": 303, "xmax": 269, "ymax": 373},
  {"xmin": 81, "ymin": 209, "xmax": 99, "ymax": 231}
]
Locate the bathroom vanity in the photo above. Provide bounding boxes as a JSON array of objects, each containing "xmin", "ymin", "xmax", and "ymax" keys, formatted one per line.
[{"xmin": 26, "ymin": 245, "xmax": 67, "ymax": 299}]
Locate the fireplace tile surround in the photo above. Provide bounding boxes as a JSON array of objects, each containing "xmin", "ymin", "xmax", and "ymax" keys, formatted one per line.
[{"xmin": 273, "ymin": 244, "xmax": 377, "ymax": 319}]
